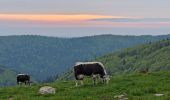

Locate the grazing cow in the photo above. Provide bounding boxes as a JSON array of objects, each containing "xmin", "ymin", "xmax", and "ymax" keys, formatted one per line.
[
  {"xmin": 74, "ymin": 62, "xmax": 110, "ymax": 86},
  {"xmin": 17, "ymin": 74, "xmax": 30, "ymax": 85}
]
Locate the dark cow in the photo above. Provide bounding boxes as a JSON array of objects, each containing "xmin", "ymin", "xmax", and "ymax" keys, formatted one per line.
[
  {"xmin": 17, "ymin": 74, "xmax": 30, "ymax": 85},
  {"xmin": 74, "ymin": 62, "xmax": 110, "ymax": 86}
]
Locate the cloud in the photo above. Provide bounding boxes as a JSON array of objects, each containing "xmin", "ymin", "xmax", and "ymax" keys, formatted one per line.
[
  {"xmin": 0, "ymin": 14, "xmax": 116, "ymax": 22},
  {"xmin": 0, "ymin": 13, "xmax": 127, "ymax": 27}
]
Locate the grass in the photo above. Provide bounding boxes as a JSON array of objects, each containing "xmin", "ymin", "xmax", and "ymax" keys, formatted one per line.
[{"xmin": 0, "ymin": 71, "xmax": 170, "ymax": 100}]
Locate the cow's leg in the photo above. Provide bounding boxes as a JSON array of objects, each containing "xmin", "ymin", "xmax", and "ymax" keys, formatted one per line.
[
  {"xmin": 20, "ymin": 82, "xmax": 22, "ymax": 86},
  {"xmin": 75, "ymin": 80, "xmax": 83, "ymax": 86},
  {"xmin": 25, "ymin": 81, "xmax": 27, "ymax": 85},
  {"xmin": 18, "ymin": 82, "xmax": 20, "ymax": 86},
  {"xmin": 92, "ymin": 74, "xmax": 97, "ymax": 85},
  {"xmin": 80, "ymin": 80, "xmax": 84, "ymax": 86},
  {"xmin": 93, "ymin": 79, "xmax": 96, "ymax": 85},
  {"xmin": 17, "ymin": 81, "xmax": 19, "ymax": 85},
  {"xmin": 26, "ymin": 81, "xmax": 30, "ymax": 86},
  {"xmin": 28, "ymin": 81, "xmax": 30, "ymax": 86},
  {"xmin": 19, "ymin": 82, "xmax": 22, "ymax": 86},
  {"xmin": 102, "ymin": 78, "xmax": 105, "ymax": 84},
  {"xmin": 92, "ymin": 77, "xmax": 96, "ymax": 85},
  {"xmin": 76, "ymin": 74, "xmax": 84, "ymax": 86},
  {"xmin": 75, "ymin": 80, "xmax": 78, "ymax": 87}
]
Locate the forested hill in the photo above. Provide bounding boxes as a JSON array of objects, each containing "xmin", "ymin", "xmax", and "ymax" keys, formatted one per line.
[
  {"xmin": 0, "ymin": 34, "xmax": 170, "ymax": 82},
  {"xmin": 60, "ymin": 39, "xmax": 170, "ymax": 80},
  {"xmin": 97, "ymin": 39, "xmax": 170, "ymax": 75}
]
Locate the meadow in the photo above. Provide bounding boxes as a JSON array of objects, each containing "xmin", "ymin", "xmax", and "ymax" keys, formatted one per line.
[{"xmin": 0, "ymin": 71, "xmax": 170, "ymax": 100}]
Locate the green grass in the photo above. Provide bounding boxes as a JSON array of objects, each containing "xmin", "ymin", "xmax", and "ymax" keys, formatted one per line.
[{"xmin": 1, "ymin": 71, "xmax": 170, "ymax": 100}]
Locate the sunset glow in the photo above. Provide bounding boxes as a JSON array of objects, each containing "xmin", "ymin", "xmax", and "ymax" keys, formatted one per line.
[
  {"xmin": 0, "ymin": 0, "xmax": 170, "ymax": 36},
  {"xmin": 0, "ymin": 14, "xmax": 125, "ymax": 22},
  {"xmin": 1, "ymin": 13, "xmax": 170, "ymax": 28}
]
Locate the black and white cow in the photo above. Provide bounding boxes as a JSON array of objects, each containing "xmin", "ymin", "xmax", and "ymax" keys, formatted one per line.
[
  {"xmin": 74, "ymin": 62, "xmax": 110, "ymax": 86},
  {"xmin": 17, "ymin": 74, "xmax": 30, "ymax": 85}
]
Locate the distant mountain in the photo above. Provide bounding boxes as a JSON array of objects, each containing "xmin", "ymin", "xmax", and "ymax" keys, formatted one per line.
[
  {"xmin": 0, "ymin": 65, "xmax": 17, "ymax": 86},
  {"xmin": 97, "ymin": 39, "xmax": 170, "ymax": 75},
  {"xmin": 0, "ymin": 34, "xmax": 170, "ymax": 81}
]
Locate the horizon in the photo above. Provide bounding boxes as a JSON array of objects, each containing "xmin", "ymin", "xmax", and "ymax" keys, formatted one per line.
[
  {"xmin": 0, "ymin": 0, "xmax": 170, "ymax": 37},
  {"xmin": 0, "ymin": 33, "xmax": 170, "ymax": 38}
]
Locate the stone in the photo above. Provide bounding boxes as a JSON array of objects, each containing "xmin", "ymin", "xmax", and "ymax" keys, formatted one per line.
[
  {"xmin": 39, "ymin": 86, "xmax": 56, "ymax": 94},
  {"xmin": 114, "ymin": 94, "xmax": 128, "ymax": 100},
  {"xmin": 155, "ymin": 93, "xmax": 164, "ymax": 96}
]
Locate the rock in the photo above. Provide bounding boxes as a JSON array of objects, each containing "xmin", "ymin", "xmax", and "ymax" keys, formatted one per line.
[
  {"xmin": 39, "ymin": 86, "xmax": 56, "ymax": 94},
  {"xmin": 114, "ymin": 95, "xmax": 124, "ymax": 98},
  {"xmin": 155, "ymin": 93, "xmax": 164, "ymax": 96},
  {"xmin": 114, "ymin": 94, "xmax": 128, "ymax": 100}
]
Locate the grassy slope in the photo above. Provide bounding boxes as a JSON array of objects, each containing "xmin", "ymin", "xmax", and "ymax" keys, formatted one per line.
[
  {"xmin": 0, "ymin": 71, "xmax": 170, "ymax": 100},
  {"xmin": 97, "ymin": 39, "xmax": 170, "ymax": 75},
  {"xmin": 59, "ymin": 39, "xmax": 170, "ymax": 80}
]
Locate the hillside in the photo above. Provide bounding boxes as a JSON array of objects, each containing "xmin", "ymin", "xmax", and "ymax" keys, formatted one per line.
[
  {"xmin": 0, "ymin": 65, "xmax": 17, "ymax": 86},
  {"xmin": 0, "ymin": 35, "xmax": 170, "ymax": 81},
  {"xmin": 0, "ymin": 71, "xmax": 170, "ymax": 100},
  {"xmin": 97, "ymin": 39, "xmax": 170, "ymax": 75},
  {"xmin": 60, "ymin": 39, "xmax": 170, "ymax": 80}
]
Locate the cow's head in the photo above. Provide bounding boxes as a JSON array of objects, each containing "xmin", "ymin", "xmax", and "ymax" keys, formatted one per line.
[{"xmin": 103, "ymin": 75, "xmax": 110, "ymax": 84}]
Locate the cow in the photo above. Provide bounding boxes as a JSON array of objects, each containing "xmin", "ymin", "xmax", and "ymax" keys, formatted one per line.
[
  {"xmin": 74, "ymin": 62, "xmax": 110, "ymax": 86},
  {"xmin": 17, "ymin": 74, "xmax": 30, "ymax": 86}
]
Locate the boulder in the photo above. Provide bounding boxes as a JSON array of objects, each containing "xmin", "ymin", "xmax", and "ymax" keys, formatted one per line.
[
  {"xmin": 39, "ymin": 86, "xmax": 56, "ymax": 94},
  {"xmin": 155, "ymin": 93, "xmax": 164, "ymax": 96}
]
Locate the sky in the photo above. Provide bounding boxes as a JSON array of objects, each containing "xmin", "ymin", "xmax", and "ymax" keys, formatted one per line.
[{"xmin": 0, "ymin": 0, "xmax": 170, "ymax": 37}]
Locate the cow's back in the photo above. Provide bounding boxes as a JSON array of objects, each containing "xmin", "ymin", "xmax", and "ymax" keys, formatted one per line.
[
  {"xmin": 74, "ymin": 62, "xmax": 106, "ymax": 77},
  {"xmin": 82, "ymin": 63, "xmax": 105, "ymax": 75},
  {"xmin": 17, "ymin": 74, "xmax": 30, "ymax": 82}
]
